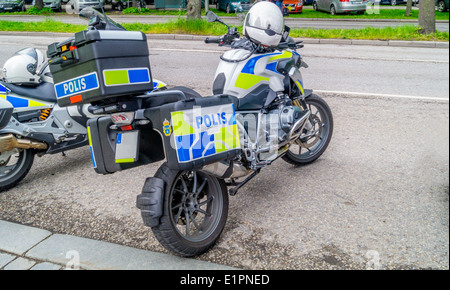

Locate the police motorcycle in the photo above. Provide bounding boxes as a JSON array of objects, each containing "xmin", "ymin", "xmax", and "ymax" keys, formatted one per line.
[
  {"xmin": 53, "ymin": 2, "xmax": 333, "ymax": 257},
  {"xmin": 0, "ymin": 9, "xmax": 167, "ymax": 192}
]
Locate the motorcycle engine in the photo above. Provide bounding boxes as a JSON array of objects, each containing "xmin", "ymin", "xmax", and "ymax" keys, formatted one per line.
[{"xmin": 238, "ymin": 102, "xmax": 305, "ymax": 166}]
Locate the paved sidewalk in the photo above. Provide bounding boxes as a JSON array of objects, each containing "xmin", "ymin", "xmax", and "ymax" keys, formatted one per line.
[{"xmin": 0, "ymin": 220, "xmax": 236, "ymax": 270}]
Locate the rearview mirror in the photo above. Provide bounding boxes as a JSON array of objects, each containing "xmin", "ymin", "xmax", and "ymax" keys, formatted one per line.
[
  {"xmin": 206, "ymin": 10, "xmax": 229, "ymax": 28},
  {"xmin": 206, "ymin": 11, "xmax": 219, "ymax": 23}
]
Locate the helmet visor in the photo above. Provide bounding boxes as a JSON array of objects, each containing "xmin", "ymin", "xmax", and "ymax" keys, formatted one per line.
[{"xmin": 245, "ymin": 11, "xmax": 284, "ymax": 37}]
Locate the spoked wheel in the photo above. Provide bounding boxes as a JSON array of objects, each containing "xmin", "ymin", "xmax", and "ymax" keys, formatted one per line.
[
  {"xmin": 150, "ymin": 163, "xmax": 228, "ymax": 257},
  {"xmin": 283, "ymin": 94, "xmax": 333, "ymax": 165},
  {"xmin": 0, "ymin": 149, "xmax": 34, "ymax": 192}
]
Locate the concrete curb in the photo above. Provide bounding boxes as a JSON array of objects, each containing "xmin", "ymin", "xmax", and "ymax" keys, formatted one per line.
[
  {"xmin": 0, "ymin": 31, "xmax": 448, "ymax": 48},
  {"xmin": 0, "ymin": 220, "xmax": 236, "ymax": 270}
]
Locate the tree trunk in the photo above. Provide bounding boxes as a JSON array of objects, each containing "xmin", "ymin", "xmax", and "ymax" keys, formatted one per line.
[
  {"xmin": 187, "ymin": 0, "xmax": 202, "ymax": 20},
  {"xmin": 35, "ymin": 0, "xmax": 44, "ymax": 10},
  {"xmin": 405, "ymin": 0, "xmax": 413, "ymax": 16},
  {"xmin": 419, "ymin": 0, "xmax": 436, "ymax": 34}
]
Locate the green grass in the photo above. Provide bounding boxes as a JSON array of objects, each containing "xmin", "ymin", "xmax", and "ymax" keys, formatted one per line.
[
  {"xmin": 119, "ymin": 7, "xmax": 449, "ymax": 21},
  {"xmin": 122, "ymin": 17, "xmax": 229, "ymax": 35},
  {"xmin": 289, "ymin": 25, "xmax": 450, "ymax": 41},
  {"xmin": 121, "ymin": 18, "xmax": 449, "ymax": 42},
  {"xmin": 0, "ymin": 18, "xmax": 448, "ymax": 42},
  {"xmin": 0, "ymin": 18, "xmax": 86, "ymax": 33},
  {"xmin": 0, "ymin": 6, "xmax": 55, "ymax": 15}
]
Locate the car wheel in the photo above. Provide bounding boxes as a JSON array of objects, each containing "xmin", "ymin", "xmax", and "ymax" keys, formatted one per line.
[
  {"xmin": 390, "ymin": 0, "xmax": 397, "ymax": 5},
  {"xmin": 313, "ymin": 1, "xmax": 318, "ymax": 11},
  {"xmin": 438, "ymin": 0, "xmax": 446, "ymax": 12},
  {"xmin": 216, "ymin": 1, "xmax": 220, "ymax": 10},
  {"xmin": 330, "ymin": 4, "xmax": 336, "ymax": 15},
  {"xmin": 226, "ymin": 4, "xmax": 231, "ymax": 13}
]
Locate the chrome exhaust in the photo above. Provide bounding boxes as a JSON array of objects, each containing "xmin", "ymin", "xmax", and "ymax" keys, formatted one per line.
[
  {"xmin": 288, "ymin": 110, "xmax": 311, "ymax": 141},
  {"xmin": 0, "ymin": 134, "xmax": 48, "ymax": 153},
  {"xmin": 200, "ymin": 160, "xmax": 251, "ymax": 179}
]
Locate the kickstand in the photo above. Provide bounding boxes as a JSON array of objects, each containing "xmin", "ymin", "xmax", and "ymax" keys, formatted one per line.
[
  {"xmin": 228, "ymin": 169, "xmax": 260, "ymax": 196},
  {"xmin": 61, "ymin": 151, "xmax": 66, "ymax": 157}
]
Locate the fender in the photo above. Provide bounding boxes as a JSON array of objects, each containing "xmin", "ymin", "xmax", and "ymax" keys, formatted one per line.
[
  {"xmin": 303, "ymin": 89, "xmax": 313, "ymax": 98},
  {"xmin": 136, "ymin": 177, "xmax": 165, "ymax": 227}
]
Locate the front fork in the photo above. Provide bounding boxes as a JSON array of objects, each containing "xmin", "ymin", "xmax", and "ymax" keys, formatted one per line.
[{"xmin": 289, "ymin": 67, "xmax": 314, "ymax": 137}]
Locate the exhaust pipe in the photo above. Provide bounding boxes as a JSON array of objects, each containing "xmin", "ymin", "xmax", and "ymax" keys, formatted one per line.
[
  {"xmin": 0, "ymin": 134, "xmax": 48, "ymax": 153},
  {"xmin": 200, "ymin": 160, "xmax": 251, "ymax": 179}
]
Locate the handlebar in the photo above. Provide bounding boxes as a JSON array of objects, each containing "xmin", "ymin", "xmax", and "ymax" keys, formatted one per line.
[{"xmin": 205, "ymin": 37, "xmax": 222, "ymax": 44}]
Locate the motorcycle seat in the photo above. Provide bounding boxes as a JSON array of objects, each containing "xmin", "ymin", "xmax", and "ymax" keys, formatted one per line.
[{"xmin": 0, "ymin": 81, "xmax": 57, "ymax": 103}]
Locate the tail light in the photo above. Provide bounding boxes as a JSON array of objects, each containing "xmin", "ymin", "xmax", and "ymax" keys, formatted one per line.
[{"xmin": 339, "ymin": 0, "xmax": 350, "ymax": 2}]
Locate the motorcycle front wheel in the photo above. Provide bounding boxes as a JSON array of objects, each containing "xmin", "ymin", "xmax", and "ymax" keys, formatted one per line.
[
  {"xmin": 283, "ymin": 94, "xmax": 333, "ymax": 165},
  {"xmin": 150, "ymin": 163, "xmax": 229, "ymax": 257},
  {"xmin": 0, "ymin": 149, "xmax": 34, "ymax": 192}
]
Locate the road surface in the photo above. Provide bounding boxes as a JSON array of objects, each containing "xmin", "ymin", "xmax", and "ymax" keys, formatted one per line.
[{"xmin": 0, "ymin": 36, "xmax": 448, "ymax": 270}]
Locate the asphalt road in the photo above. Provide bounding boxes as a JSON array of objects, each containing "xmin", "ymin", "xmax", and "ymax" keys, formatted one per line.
[
  {"xmin": 0, "ymin": 36, "xmax": 448, "ymax": 270},
  {"xmin": 0, "ymin": 7, "xmax": 449, "ymax": 32}
]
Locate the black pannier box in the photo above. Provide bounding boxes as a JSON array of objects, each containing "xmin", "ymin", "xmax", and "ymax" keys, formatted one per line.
[
  {"xmin": 87, "ymin": 93, "xmax": 241, "ymax": 174},
  {"xmin": 145, "ymin": 95, "xmax": 242, "ymax": 171},
  {"xmin": 47, "ymin": 30, "xmax": 153, "ymax": 107}
]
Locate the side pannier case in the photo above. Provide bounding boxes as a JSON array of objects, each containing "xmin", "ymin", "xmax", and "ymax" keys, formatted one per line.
[{"xmin": 87, "ymin": 94, "xmax": 241, "ymax": 174}]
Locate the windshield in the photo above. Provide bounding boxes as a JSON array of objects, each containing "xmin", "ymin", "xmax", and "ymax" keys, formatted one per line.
[{"xmin": 79, "ymin": 7, "xmax": 125, "ymax": 31}]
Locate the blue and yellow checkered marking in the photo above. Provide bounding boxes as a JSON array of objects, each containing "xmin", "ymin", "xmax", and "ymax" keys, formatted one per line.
[
  {"xmin": 103, "ymin": 68, "xmax": 150, "ymax": 87},
  {"xmin": 0, "ymin": 95, "xmax": 47, "ymax": 108},
  {"xmin": 171, "ymin": 104, "xmax": 240, "ymax": 163}
]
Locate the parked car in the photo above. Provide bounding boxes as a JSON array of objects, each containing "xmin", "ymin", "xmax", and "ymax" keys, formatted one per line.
[
  {"xmin": 69, "ymin": 0, "xmax": 104, "ymax": 12},
  {"xmin": 283, "ymin": 0, "xmax": 303, "ymax": 14},
  {"xmin": 313, "ymin": 0, "xmax": 368, "ymax": 15},
  {"xmin": 0, "ymin": 0, "xmax": 25, "ymax": 12},
  {"xmin": 111, "ymin": 0, "xmax": 146, "ymax": 10},
  {"xmin": 436, "ymin": 0, "xmax": 449, "ymax": 12},
  {"xmin": 111, "ymin": 0, "xmax": 130, "ymax": 10},
  {"xmin": 216, "ymin": 0, "xmax": 251, "ymax": 13},
  {"xmin": 32, "ymin": 0, "xmax": 62, "ymax": 11},
  {"xmin": 377, "ymin": 0, "xmax": 407, "ymax": 5}
]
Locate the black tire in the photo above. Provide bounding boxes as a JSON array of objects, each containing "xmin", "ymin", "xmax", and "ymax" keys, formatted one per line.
[
  {"xmin": 150, "ymin": 163, "xmax": 229, "ymax": 257},
  {"xmin": 313, "ymin": 1, "xmax": 318, "ymax": 11},
  {"xmin": 226, "ymin": 4, "xmax": 231, "ymax": 14},
  {"xmin": 0, "ymin": 149, "xmax": 34, "ymax": 192},
  {"xmin": 438, "ymin": 1, "xmax": 447, "ymax": 12},
  {"xmin": 330, "ymin": 4, "xmax": 336, "ymax": 15},
  {"xmin": 390, "ymin": 0, "xmax": 397, "ymax": 5},
  {"xmin": 282, "ymin": 94, "xmax": 333, "ymax": 166}
]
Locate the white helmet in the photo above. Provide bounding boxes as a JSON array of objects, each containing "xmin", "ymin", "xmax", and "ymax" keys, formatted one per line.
[
  {"xmin": 2, "ymin": 48, "xmax": 45, "ymax": 86},
  {"xmin": 243, "ymin": 1, "xmax": 285, "ymax": 47}
]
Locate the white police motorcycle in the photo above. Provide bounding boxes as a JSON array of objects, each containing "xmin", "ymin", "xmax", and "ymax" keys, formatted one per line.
[
  {"xmin": 0, "ymin": 11, "xmax": 166, "ymax": 192},
  {"xmin": 46, "ymin": 2, "xmax": 333, "ymax": 257}
]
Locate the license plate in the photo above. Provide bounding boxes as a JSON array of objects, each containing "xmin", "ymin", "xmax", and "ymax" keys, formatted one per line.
[{"xmin": 115, "ymin": 130, "xmax": 139, "ymax": 163}]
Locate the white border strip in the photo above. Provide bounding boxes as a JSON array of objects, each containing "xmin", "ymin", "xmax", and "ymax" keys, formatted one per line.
[{"xmin": 314, "ymin": 90, "xmax": 449, "ymax": 102}]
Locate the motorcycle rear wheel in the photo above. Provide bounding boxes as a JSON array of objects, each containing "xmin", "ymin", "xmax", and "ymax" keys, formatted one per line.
[
  {"xmin": 150, "ymin": 163, "xmax": 229, "ymax": 257},
  {"xmin": 0, "ymin": 149, "xmax": 34, "ymax": 192},
  {"xmin": 283, "ymin": 94, "xmax": 333, "ymax": 165}
]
